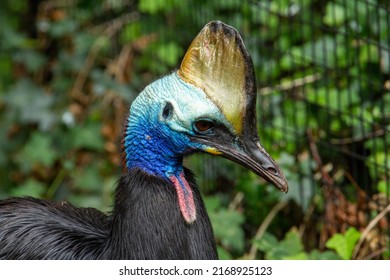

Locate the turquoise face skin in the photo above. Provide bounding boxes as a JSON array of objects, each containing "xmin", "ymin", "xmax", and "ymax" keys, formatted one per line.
[{"xmin": 123, "ymin": 72, "xmax": 232, "ymax": 180}]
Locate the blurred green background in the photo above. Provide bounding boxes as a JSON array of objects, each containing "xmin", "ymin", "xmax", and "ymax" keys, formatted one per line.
[{"xmin": 0, "ymin": 0, "xmax": 389, "ymax": 259}]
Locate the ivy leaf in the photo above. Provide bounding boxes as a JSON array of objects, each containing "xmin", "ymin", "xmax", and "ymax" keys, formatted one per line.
[
  {"xmin": 326, "ymin": 227, "xmax": 361, "ymax": 260},
  {"xmin": 213, "ymin": 209, "xmax": 245, "ymax": 253},
  {"xmin": 49, "ymin": 19, "xmax": 78, "ymax": 38},
  {"xmin": 69, "ymin": 193, "xmax": 104, "ymax": 210},
  {"xmin": 70, "ymin": 122, "xmax": 105, "ymax": 151},
  {"xmin": 71, "ymin": 166, "xmax": 103, "ymax": 192},
  {"xmin": 217, "ymin": 247, "xmax": 233, "ymax": 260},
  {"xmin": 254, "ymin": 228, "xmax": 305, "ymax": 260},
  {"xmin": 308, "ymin": 249, "xmax": 341, "ymax": 260},
  {"xmin": 204, "ymin": 196, "xmax": 221, "ymax": 213},
  {"xmin": 253, "ymin": 232, "xmax": 279, "ymax": 253},
  {"xmin": 17, "ymin": 132, "xmax": 58, "ymax": 173},
  {"xmin": 14, "ymin": 50, "xmax": 47, "ymax": 73},
  {"xmin": 5, "ymin": 79, "xmax": 56, "ymax": 130},
  {"xmin": 209, "ymin": 202, "xmax": 245, "ymax": 254},
  {"xmin": 255, "ymin": 229, "xmax": 342, "ymax": 260},
  {"xmin": 10, "ymin": 179, "xmax": 46, "ymax": 198},
  {"xmin": 283, "ymin": 252, "xmax": 308, "ymax": 260},
  {"xmin": 278, "ymin": 229, "xmax": 305, "ymax": 260}
]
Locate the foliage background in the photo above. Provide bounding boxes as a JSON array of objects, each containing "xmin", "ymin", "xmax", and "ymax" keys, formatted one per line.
[{"xmin": 0, "ymin": 0, "xmax": 389, "ymax": 259}]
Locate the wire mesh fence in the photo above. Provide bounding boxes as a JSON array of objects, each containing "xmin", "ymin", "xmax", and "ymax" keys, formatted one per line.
[{"xmin": 250, "ymin": 0, "xmax": 390, "ymax": 257}]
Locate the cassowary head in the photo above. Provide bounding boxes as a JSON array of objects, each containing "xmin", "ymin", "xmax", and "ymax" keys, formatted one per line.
[{"xmin": 123, "ymin": 21, "xmax": 288, "ymax": 223}]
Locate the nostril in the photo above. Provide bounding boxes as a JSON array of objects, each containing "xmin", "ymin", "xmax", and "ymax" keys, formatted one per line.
[
  {"xmin": 266, "ymin": 166, "xmax": 277, "ymax": 175},
  {"xmin": 251, "ymin": 141, "xmax": 280, "ymax": 176}
]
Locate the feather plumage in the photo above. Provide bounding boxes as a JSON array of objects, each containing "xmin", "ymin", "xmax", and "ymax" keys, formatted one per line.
[{"xmin": 0, "ymin": 169, "xmax": 217, "ymax": 259}]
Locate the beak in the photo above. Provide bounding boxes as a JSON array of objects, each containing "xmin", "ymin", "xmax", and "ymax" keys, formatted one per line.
[
  {"xmin": 196, "ymin": 133, "xmax": 288, "ymax": 193},
  {"xmin": 219, "ymin": 137, "xmax": 288, "ymax": 193}
]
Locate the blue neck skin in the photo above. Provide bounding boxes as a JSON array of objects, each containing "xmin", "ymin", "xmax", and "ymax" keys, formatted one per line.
[
  {"xmin": 123, "ymin": 74, "xmax": 202, "ymax": 180},
  {"xmin": 124, "ymin": 115, "xmax": 188, "ymax": 178}
]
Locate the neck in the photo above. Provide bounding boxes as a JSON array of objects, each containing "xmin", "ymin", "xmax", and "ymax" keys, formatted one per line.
[
  {"xmin": 122, "ymin": 89, "xmax": 198, "ymax": 223},
  {"xmin": 106, "ymin": 169, "xmax": 217, "ymax": 259},
  {"xmin": 123, "ymin": 122, "xmax": 196, "ymax": 222},
  {"xmin": 123, "ymin": 114, "xmax": 185, "ymax": 178}
]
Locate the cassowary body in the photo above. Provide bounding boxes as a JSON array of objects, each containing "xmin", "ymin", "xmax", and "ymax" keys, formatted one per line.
[
  {"xmin": 0, "ymin": 169, "xmax": 215, "ymax": 259},
  {"xmin": 0, "ymin": 21, "xmax": 287, "ymax": 259}
]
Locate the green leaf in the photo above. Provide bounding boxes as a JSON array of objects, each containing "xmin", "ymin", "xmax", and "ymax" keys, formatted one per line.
[
  {"xmin": 14, "ymin": 50, "xmax": 47, "ymax": 72},
  {"xmin": 0, "ymin": 54, "xmax": 13, "ymax": 88},
  {"xmin": 17, "ymin": 132, "xmax": 58, "ymax": 172},
  {"xmin": 5, "ymin": 79, "xmax": 56, "ymax": 130},
  {"xmin": 0, "ymin": 26, "xmax": 28, "ymax": 50},
  {"xmin": 255, "ymin": 229, "xmax": 343, "ymax": 260},
  {"xmin": 121, "ymin": 22, "xmax": 142, "ymax": 43},
  {"xmin": 254, "ymin": 228, "xmax": 305, "ymax": 260},
  {"xmin": 138, "ymin": 0, "xmax": 164, "ymax": 14},
  {"xmin": 326, "ymin": 227, "xmax": 361, "ymax": 260},
  {"xmin": 384, "ymin": 249, "xmax": 390, "ymax": 260},
  {"xmin": 10, "ymin": 178, "xmax": 46, "ymax": 198},
  {"xmin": 279, "ymin": 229, "xmax": 305, "ymax": 258},
  {"xmin": 359, "ymin": 43, "xmax": 380, "ymax": 65},
  {"xmin": 253, "ymin": 232, "xmax": 279, "ymax": 253},
  {"xmin": 139, "ymin": 0, "xmax": 180, "ymax": 14},
  {"xmin": 69, "ymin": 193, "xmax": 104, "ymax": 210},
  {"xmin": 204, "ymin": 196, "xmax": 221, "ymax": 213},
  {"xmin": 323, "ymin": 2, "xmax": 348, "ymax": 26},
  {"xmin": 74, "ymin": 33, "xmax": 96, "ymax": 54},
  {"xmin": 156, "ymin": 42, "xmax": 183, "ymax": 67},
  {"xmin": 49, "ymin": 19, "xmax": 78, "ymax": 38},
  {"xmin": 71, "ymin": 166, "xmax": 103, "ymax": 192},
  {"xmin": 308, "ymin": 249, "xmax": 342, "ymax": 260},
  {"xmin": 210, "ymin": 206, "xmax": 245, "ymax": 253},
  {"xmin": 217, "ymin": 246, "xmax": 233, "ymax": 260},
  {"xmin": 283, "ymin": 252, "xmax": 308, "ymax": 260},
  {"xmin": 71, "ymin": 123, "xmax": 105, "ymax": 151},
  {"xmin": 377, "ymin": 180, "xmax": 388, "ymax": 194}
]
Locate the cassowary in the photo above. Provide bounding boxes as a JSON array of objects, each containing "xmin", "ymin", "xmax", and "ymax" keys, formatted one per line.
[{"xmin": 0, "ymin": 21, "xmax": 287, "ymax": 259}]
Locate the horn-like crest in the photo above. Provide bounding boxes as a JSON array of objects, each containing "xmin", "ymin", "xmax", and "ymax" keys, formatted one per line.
[{"xmin": 178, "ymin": 21, "xmax": 257, "ymax": 135}]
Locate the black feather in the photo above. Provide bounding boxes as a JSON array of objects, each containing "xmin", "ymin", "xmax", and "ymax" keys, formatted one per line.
[{"xmin": 0, "ymin": 168, "xmax": 217, "ymax": 259}]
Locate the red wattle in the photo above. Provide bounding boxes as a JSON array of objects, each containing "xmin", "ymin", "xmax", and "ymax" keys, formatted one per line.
[{"xmin": 169, "ymin": 173, "xmax": 196, "ymax": 223}]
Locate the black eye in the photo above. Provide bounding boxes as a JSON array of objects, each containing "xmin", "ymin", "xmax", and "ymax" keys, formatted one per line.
[
  {"xmin": 162, "ymin": 102, "xmax": 173, "ymax": 119},
  {"xmin": 194, "ymin": 119, "xmax": 215, "ymax": 134}
]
